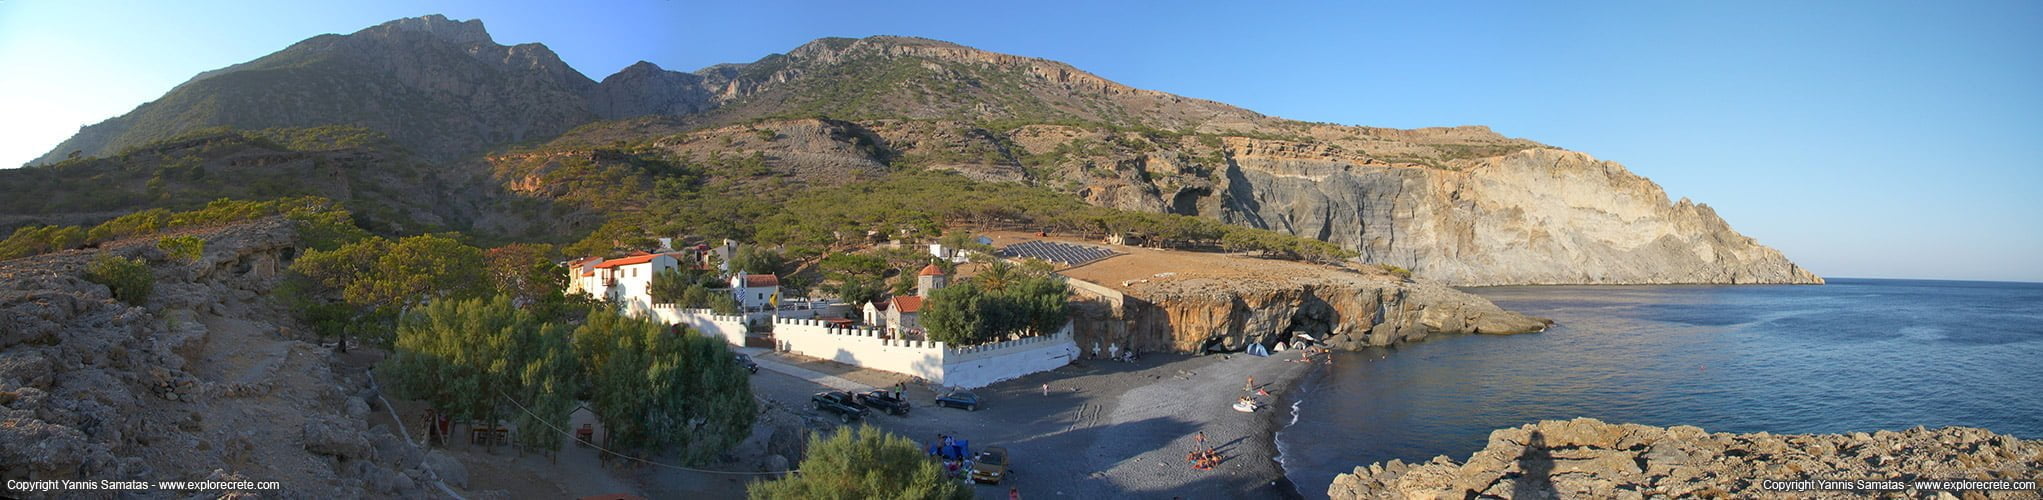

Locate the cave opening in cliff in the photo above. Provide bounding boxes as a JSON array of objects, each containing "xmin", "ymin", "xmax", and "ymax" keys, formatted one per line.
[{"xmin": 1277, "ymin": 293, "xmax": 1338, "ymax": 350}]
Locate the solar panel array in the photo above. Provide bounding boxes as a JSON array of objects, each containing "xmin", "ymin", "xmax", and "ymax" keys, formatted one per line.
[{"xmin": 996, "ymin": 240, "xmax": 1117, "ymax": 265}]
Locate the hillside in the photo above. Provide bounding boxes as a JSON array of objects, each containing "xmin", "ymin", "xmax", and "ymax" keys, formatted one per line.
[
  {"xmin": 2, "ymin": 126, "xmax": 552, "ymax": 240},
  {"xmin": 0, "ymin": 219, "xmax": 438, "ymax": 497},
  {"xmin": 17, "ymin": 14, "xmax": 1819, "ymax": 285},
  {"xmin": 31, "ymin": 15, "xmax": 598, "ymax": 164}
]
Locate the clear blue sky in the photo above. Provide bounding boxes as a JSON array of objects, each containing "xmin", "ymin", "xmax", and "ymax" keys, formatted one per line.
[{"xmin": 3, "ymin": 1, "xmax": 2038, "ymax": 282}]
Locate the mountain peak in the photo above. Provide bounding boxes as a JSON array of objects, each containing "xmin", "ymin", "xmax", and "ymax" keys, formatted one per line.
[
  {"xmin": 620, "ymin": 60, "xmax": 665, "ymax": 74},
  {"xmin": 358, "ymin": 14, "xmax": 494, "ymax": 45}
]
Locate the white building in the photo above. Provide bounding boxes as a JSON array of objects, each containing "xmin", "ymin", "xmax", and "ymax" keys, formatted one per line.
[
  {"xmin": 730, "ymin": 271, "xmax": 780, "ymax": 313},
  {"xmin": 870, "ymin": 264, "xmax": 949, "ymax": 334},
  {"xmin": 576, "ymin": 252, "xmax": 682, "ymax": 314}
]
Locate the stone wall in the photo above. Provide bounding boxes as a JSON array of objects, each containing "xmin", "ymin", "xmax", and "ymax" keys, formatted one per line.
[
  {"xmin": 941, "ymin": 323, "xmax": 1079, "ymax": 389},
  {"xmin": 771, "ymin": 317, "xmax": 1077, "ymax": 389},
  {"xmin": 773, "ymin": 318, "xmax": 945, "ymax": 383}
]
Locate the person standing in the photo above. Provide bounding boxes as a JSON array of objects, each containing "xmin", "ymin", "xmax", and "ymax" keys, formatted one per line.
[
  {"xmin": 1010, "ymin": 487, "xmax": 1021, "ymax": 500},
  {"xmin": 1042, "ymin": 383, "xmax": 1050, "ymax": 396},
  {"xmin": 1246, "ymin": 375, "xmax": 1255, "ymax": 391}
]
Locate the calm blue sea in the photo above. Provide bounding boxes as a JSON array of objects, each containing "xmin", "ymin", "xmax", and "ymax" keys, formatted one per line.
[{"xmin": 1275, "ymin": 278, "xmax": 2043, "ymax": 499}]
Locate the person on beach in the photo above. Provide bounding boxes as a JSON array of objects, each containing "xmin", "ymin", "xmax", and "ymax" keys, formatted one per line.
[
  {"xmin": 1195, "ymin": 431, "xmax": 1206, "ymax": 448},
  {"xmin": 1246, "ymin": 375, "xmax": 1255, "ymax": 391},
  {"xmin": 1042, "ymin": 383, "xmax": 1049, "ymax": 396}
]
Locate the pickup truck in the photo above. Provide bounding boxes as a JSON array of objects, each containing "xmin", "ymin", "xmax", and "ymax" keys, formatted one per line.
[
  {"xmin": 811, "ymin": 391, "xmax": 869, "ymax": 423},
  {"xmin": 854, "ymin": 389, "xmax": 911, "ymax": 416}
]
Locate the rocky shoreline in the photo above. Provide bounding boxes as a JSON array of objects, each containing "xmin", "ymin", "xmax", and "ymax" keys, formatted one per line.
[{"xmin": 1328, "ymin": 418, "xmax": 2043, "ymax": 499}]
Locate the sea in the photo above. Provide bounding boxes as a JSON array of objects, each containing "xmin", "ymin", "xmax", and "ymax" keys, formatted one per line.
[{"xmin": 1275, "ymin": 278, "xmax": 2043, "ymax": 499}]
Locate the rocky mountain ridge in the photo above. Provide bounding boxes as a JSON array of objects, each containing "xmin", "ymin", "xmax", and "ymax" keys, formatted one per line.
[{"xmin": 22, "ymin": 14, "xmax": 1821, "ymax": 286}]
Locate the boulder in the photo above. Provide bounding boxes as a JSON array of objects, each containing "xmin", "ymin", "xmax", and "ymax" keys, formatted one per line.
[
  {"xmin": 425, "ymin": 450, "xmax": 469, "ymax": 489},
  {"xmin": 303, "ymin": 420, "xmax": 374, "ymax": 460}
]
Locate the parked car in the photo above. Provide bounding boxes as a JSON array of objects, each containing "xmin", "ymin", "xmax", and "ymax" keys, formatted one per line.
[
  {"xmin": 934, "ymin": 390, "xmax": 981, "ymax": 411},
  {"xmin": 733, "ymin": 353, "xmax": 758, "ymax": 374},
  {"xmin": 970, "ymin": 447, "xmax": 1010, "ymax": 484},
  {"xmin": 811, "ymin": 391, "xmax": 869, "ymax": 423},
  {"xmin": 855, "ymin": 389, "xmax": 911, "ymax": 416}
]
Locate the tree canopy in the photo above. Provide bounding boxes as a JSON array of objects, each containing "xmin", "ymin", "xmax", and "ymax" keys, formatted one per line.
[
  {"xmin": 381, "ymin": 296, "xmax": 578, "ymax": 452},
  {"xmin": 747, "ymin": 425, "xmax": 972, "ymax": 500},
  {"xmin": 922, "ymin": 261, "xmax": 1069, "ymax": 346},
  {"xmin": 648, "ymin": 267, "xmax": 740, "ymax": 314},
  {"xmin": 572, "ymin": 307, "xmax": 754, "ymax": 461}
]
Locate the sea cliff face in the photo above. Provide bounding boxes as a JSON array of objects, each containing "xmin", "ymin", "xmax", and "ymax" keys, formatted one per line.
[
  {"xmin": 1328, "ymin": 418, "xmax": 2043, "ymax": 499},
  {"xmin": 1068, "ymin": 266, "xmax": 1549, "ymax": 354},
  {"xmin": 1211, "ymin": 146, "xmax": 1823, "ymax": 286}
]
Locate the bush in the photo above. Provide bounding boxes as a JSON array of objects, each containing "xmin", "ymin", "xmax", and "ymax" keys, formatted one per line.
[
  {"xmin": 748, "ymin": 425, "xmax": 971, "ymax": 500},
  {"xmin": 1379, "ymin": 264, "xmax": 1413, "ymax": 280},
  {"xmin": 86, "ymin": 255, "xmax": 154, "ymax": 305},
  {"xmin": 0, "ymin": 225, "xmax": 86, "ymax": 260},
  {"xmin": 157, "ymin": 235, "xmax": 205, "ymax": 262}
]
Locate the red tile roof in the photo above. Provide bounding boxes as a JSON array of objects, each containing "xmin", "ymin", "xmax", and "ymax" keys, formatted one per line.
[
  {"xmin": 742, "ymin": 274, "xmax": 780, "ymax": 287},
  {"xmin": 918, "ymin": 263, "xmax": 946, "ymax": 276},
  {"xmin": 891, "ymin": 295, "xmax": 924, "ymax": 314},
  {"xmin": 591, "ymin": 252, "xmax": 685, "ymax": 269}
]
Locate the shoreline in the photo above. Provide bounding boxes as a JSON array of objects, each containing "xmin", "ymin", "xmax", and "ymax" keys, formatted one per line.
[{"xmin": 1266, "ymin": 352, "xmax": 1328, "ymax": 500}]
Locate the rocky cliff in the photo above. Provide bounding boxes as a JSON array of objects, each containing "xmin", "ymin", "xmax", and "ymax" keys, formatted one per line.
[
  {"xmin": 1060, "ymin": 245, "xmax": 1548, "ymax": 354},
  {"xmin": 0, "ymin": 219, "xmax": 436, "ymax": 497},
  {"xmin": 1328, "ymin": 418, "xmax": 2043, "ymax": 499},
  {"xmin": 1209, "ymin": 146, "xmax": 1823, "ymax": 285}
]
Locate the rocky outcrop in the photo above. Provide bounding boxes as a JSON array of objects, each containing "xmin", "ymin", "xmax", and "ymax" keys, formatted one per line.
[
  {"xmin": 1329, "ymin": 418, "xmax": 2043, "ymax": 499},
  {"xmin": 1213, "ymin": 147, "xmax": 1822, "ymax": 286},
  {"xmin": 1064, "ymin": 252, "xmax": 1548, "ymax": 354},
  {"xmin": 0, "ymin": 219, "xmax": 433, "ymax": 497}
]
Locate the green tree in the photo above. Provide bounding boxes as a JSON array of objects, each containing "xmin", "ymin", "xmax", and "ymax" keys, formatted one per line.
[
  {"xmin": 920, "ymin": 282, "xmax": 989, "ymax": 345},
  {"xmin": 729, "ymin": 246, "xmax": 784, "ymax": 275},
  {"xmin": 290, "ymin": 233, "xmax": 489, "ymax": 350},
  {"xmin": 922, "ymin": 275, "xmax": 1070, "ymax": 345},
  {"xmin": 381, "ymin": 296, "xmax": 578, "ymax": 452},
  {"xmin": 819, "ymin": 253, "xmax": 889, "ymax": 304},
  {"xmin": 85, "ymin": 255, "xmax": 154, "ymax": 306},
  {"xmin": 573, "ymin": 308, "xmax": 753, "ymax": 461},
  {"xmin": 747, "ymin": 425, "xmax": 971, "ymax": 500}
]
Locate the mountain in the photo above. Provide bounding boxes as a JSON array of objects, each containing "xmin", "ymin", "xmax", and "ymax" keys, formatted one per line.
[
  {"xmin": 16, "ymin": 15, "xmax": 1820, "ymax": 285},
  {"xmin": 30, "ymin": 15, "xmax": 597, "ymax": 164}
]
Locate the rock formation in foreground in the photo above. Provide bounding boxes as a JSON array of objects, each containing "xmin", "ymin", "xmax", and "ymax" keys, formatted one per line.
[
  {"xmin": 0, "ymin": 219, "xmax": 434, "ymax": 497},
  {"xmin": 1063, "ymin": 246, "xmax": 1550, "ymax": 354},
  {"xmin": 1329, "ymin": 418, "xmax": 2043, "ymax": 499}
]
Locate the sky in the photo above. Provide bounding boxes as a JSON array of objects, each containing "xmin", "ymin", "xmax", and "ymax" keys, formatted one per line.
[{"xmin": 1, "ymin": 1, "xmax": 2038, "ymax": 282}]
